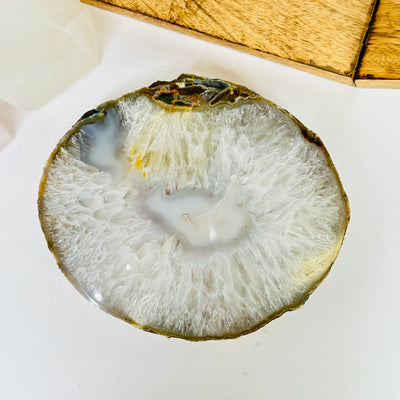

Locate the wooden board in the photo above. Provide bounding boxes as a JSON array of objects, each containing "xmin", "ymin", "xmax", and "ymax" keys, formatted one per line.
[
  {"xmin": 82, "ymin": 0, "xmax": 400, "ymax": 87},
  {"xmin": 355, "ymin": 0, "xmax": 400, "ymax": 88}
]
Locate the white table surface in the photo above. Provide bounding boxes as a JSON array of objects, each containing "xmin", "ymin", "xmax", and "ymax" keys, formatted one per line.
[{"xmin": 1, "ymin": 5, "xmax": 400, "ymax": 400}]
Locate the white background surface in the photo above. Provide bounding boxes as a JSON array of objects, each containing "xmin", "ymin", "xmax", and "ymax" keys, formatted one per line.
[{"xmin": 1, "ymin": 5, "xmax": 400, "ymax": 400}]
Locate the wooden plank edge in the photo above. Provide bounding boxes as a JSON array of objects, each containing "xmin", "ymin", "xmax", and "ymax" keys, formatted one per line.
[
  {"xmin": 352, "ymin": 0, "xmax": 400, "ymax": 88},
  {"xmin": 354, "ymin": 0, "xmax": 400, "ymax": 87},
  {"xmin": 82, "ymin": 0, "xmax": 355, "ymax": 86},
  {"xmin": 353, "ymin": 0, "xmax": 381, "ymax": 82},
  {"xmin": 355, "ymin": 79, "xmax": 400, "ymax": 88}
]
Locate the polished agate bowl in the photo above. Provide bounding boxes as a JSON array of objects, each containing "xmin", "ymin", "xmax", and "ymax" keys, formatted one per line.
[{"xmin": 38, "ymin": 75, "xmax": 349, "ymax": 340}]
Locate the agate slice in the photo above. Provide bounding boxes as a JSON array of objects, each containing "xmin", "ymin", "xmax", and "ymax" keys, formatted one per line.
[{"xmin": 38, "ymin": 74, "xmax": 350, "ymax": 340}]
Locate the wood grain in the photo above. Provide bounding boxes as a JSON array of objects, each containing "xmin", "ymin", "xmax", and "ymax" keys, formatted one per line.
[
  {"xmin": 83, "ymin": 0, "xmax": 377, "ymax": 84},
  {"xmin": 82, "ymin": 0, "xmax": 400, "ymax": 87},
  {"xmin": 355, "ymin": 0, "xmax": 400, "ymax": 87}
]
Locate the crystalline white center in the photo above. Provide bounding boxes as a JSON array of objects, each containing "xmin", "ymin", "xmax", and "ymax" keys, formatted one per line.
[{"xmin": 143, "ymin": 183, "xmax": 248, "ymax": 249}]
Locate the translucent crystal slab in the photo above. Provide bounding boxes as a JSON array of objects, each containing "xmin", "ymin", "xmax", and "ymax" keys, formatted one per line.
[
  {"xmin": 38, "ymin": 74, "xmax": 350, "ymax": 340},
  {"xmin": 0, "ymin": 0, "xmax": 99, "ymax": 110},
  {"xmin": 0, "ymin": 119, "xmax": 13, "ymax": 150}
]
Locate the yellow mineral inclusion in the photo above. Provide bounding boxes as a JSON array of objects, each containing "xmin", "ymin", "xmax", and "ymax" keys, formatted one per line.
[
  {"xmin": 129, "ymin": 146, "xmax": 147, "ymax": 177},
  {"xmin": 133, "ymin": 157, "xmax": 147, "ymax": 177}
]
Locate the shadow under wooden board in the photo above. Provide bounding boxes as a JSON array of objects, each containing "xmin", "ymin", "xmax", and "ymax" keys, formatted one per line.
[{"xmin": 82, "ymin": 0, "xmax": 400, "ymax": 88}]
